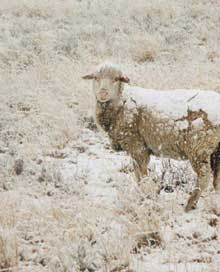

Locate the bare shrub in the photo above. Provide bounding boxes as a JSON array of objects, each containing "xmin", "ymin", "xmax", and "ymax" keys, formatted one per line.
[
  {"xmin": 13, "ymin": 159, "xmax": 24, "ymax": 176},
  {"xmin": 117, "ymin": 183, "xmax": 164, "ymax": 254},
  {"xmin": 132, "ymin": 33, "xmax": 164, "ymax": 63},
  {"xmin": 0, "ymin": 228, "xmax": 18, "ymax": 271}
]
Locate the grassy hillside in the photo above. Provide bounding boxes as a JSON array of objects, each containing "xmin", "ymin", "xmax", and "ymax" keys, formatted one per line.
[{"xmin": 0, "ymin": 1, "xmax": 220, "ymax": 271}]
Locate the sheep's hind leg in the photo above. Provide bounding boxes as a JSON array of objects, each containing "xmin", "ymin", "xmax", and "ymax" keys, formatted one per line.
[
  {"xmin": 185, "ymin": 162, "xmax": 211, "ymax": 212},
  {"xmin": 213, "ymin": 168, "xmax": 220, "ymax": 191},
  {"xmin": 211, "ymin": 143, "xmax": 220, "ymax": 191}
]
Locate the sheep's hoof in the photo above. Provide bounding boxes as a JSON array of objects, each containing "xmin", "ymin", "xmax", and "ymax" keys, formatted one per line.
[
  {"xmin": 213, "ymin": 183, "xmax": 220, "ymax": 192},
  {"xmin": 184, "ymin": 202, "xmax": 197, "ymax": 212}
]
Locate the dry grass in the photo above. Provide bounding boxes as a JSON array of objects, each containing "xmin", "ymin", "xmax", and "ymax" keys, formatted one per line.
[
  {"xmin": 0, "ymin": 0, "xmax": 220, "ymax": 271},
  {"xmin": 0, "ymin": 189, "xmax": 161, "ymax": 271},
  {"xmin": 0, "ymin": 197, "xmax": 18, "ymax": 271}
]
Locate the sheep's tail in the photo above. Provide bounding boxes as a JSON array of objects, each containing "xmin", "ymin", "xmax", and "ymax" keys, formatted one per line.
[{"xmin": 211, "ymin": 142, "xmax": 220, "ymax": 177}]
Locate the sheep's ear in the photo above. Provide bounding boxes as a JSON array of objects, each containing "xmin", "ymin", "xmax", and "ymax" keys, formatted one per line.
[
  {"xmin": 116, "ymin": 75, "xmax": 130, "ymax": 83},
  {"xmin": 82, "ymin": 74, "xmax": 95, "ymax": 80}
]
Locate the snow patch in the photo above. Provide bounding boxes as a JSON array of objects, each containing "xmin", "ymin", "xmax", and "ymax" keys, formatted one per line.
[{"xmin": 124, "ymin": 87, "xmax": 220, "ymax": 126}]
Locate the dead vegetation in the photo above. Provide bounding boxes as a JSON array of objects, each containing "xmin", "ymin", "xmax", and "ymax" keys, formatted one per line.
[{"xmin": 0, "ymin": 0, "xmax": 220, "ymax": 271}]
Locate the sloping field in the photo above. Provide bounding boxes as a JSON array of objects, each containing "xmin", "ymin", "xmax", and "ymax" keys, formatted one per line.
[{"xmin": 0, "ymin": 1, "xmax": 220, "ymax": 271}]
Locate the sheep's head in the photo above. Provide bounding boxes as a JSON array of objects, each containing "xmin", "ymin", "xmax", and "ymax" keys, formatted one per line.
[{"xmin": 83, "ymin": 63, "xmax": 129, "ymax": 103}]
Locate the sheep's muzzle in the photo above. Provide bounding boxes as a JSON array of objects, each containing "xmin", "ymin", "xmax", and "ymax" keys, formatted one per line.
[
  {"xmin": 97, "ymin": 100, "xmax": 112, "ymax": 109},
  {"xmin": 97, "ymin": 88, "xmax": 110, "ymax": 102}
]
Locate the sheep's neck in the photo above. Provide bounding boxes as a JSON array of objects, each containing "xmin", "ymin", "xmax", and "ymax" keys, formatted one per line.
[{"xmin": 96, "ymin": 100, "xmax": 123, "ymax": 132}]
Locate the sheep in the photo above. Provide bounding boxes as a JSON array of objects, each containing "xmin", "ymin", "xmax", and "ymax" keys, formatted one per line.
[{"xmin": 83, "ymin": 63, "xmax": 220, "ymax": 212}]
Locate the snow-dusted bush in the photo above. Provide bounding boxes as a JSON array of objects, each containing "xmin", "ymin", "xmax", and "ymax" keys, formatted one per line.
[{"xmin": 83, "ymin": 63, "xmax": 220, "ymax": 212}]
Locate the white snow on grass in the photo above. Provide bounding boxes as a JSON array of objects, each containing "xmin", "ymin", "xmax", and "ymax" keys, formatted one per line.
[
  {"xmin": 44, "ymin": 128, "xmax": 220, "ymax": 271},
  {"xmin": 1, "ymin": 0, "xmax": 220, "ymax": 270}
]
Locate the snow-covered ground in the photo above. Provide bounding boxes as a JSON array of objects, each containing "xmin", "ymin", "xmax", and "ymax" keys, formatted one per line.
[
  {"xmin": 1, "ymin": 0, "xmax": 220, "ymax": 271},
  {"xmin": 1, "ymin": 125, "xmax": 220, "ymax": 271}
]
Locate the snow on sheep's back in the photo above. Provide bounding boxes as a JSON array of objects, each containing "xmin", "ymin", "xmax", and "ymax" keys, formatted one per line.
[{"xmin": 125, "ymin": 87, "xmax": 220, "ymax": 125}]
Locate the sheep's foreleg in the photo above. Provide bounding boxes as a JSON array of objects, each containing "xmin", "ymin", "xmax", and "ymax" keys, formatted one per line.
[
  {"xmin": 133, "ymin": 157, "xmax": 149, "ymax": 182},
  {"xmin": 185, "ymin": 162, "xmax": 211, "ymax": 212},
  {"xmin": 120, "ymin": 137, "xmax": 150, "ymax": 182},
  {"xmin": 130, "ymin": 146, "xmax": 150, "ymax": 182}
]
